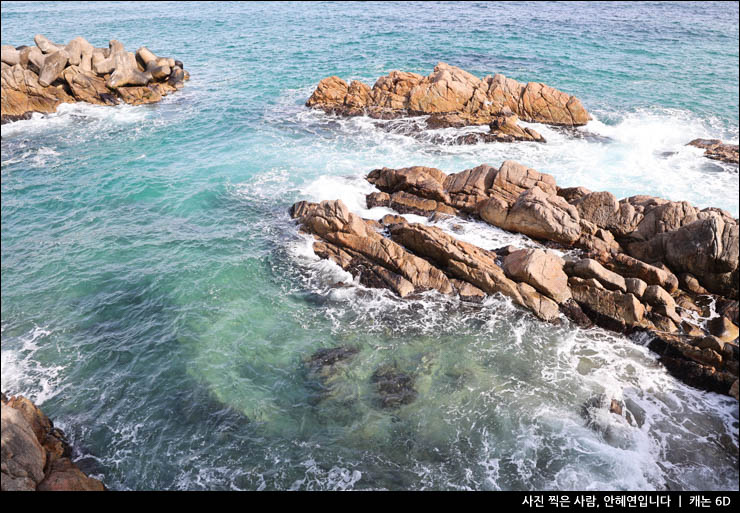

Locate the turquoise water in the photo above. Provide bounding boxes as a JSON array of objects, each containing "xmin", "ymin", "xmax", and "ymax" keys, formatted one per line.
[{"xmin": 1, "ymin": 1, "xmax": 738, "ymax": 490}]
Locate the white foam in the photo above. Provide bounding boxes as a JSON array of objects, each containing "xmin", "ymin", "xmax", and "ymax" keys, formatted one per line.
[
  {"xmin": 0, "ymin": 326, "xmax": 65, "ymax": 405},
  {"xmin": 1, "ymin": 101, "xmax": 151, "ymax": 139}
]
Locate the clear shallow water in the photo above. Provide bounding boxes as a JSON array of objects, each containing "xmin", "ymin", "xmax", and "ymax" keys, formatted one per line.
[{"xmin": 1, "ymin": 1, "xmax": 738, "ymax": 490}]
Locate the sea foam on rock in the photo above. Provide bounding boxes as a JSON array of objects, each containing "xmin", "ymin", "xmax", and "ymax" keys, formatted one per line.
[
  {"xmin": 1, "ymin": 35, "xmax": 190, "ymax": 123},
  {"xmin": 290, "ymin": 159, "xmax": 739, "ymax": 398}
]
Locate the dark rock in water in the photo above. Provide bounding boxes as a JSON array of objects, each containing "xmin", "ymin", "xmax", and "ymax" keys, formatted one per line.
[
  {"xmin": 560, "ymin": 298, "xmax": 593, "ymax": 328},
  {"xmin": 553, "ymin": 125, "xmax": 612, "ymax": 143},
  {"xmin": 371, "ymin": 364, "xmax": 417, "ymax": 408},
  {"xmin": 306, "ymin": 346, "xmax": 359, "ymax": 372},
  {"xmin": 303, "ymin": 346, "xmax": 359, "ymax": 404},
  {"xmin": 641, "ymin": 331, "xmax": 736, "ymax": 395}
]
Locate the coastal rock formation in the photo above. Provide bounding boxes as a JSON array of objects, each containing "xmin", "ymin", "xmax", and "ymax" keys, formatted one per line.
[
  {"xmin": 306, "ymin": 62, "xmax": 589, "ymax": 144},
  {"xmin": 290, "ymin": 159, "xmax": 739, "ymax": 398},
  {"xmin": 1, "ymin": 394, "xmax": 104, "ymax": 491},
  {"xmin": 687, "ymin": 138, "xmax": 739, "ymax": 164},
  {"xmin": 1, "ymin": 35, "xmax": 189, "ymax": 123}
]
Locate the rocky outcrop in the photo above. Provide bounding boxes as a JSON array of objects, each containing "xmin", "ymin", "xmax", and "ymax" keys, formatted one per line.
[
  {"xmin": 306, "ymin": 62, "xmax": 589, "ymax": 144},
  {"xmin": 687, "ymin": 138, "xmax": 739, "ymax": 164},
  {"xmin": 291, "ymin": 158, "xmax": 739, "ymax": 398},
  {"xmin": 1, "ymin": 35, "xmax": 189, "ymax": 123},
  {"xmin": 1, "ymin": 394, "xmax": 104, "ymax": 491}
]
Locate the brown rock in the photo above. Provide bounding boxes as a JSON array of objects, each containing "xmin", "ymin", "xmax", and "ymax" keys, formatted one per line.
[
  {"xmin": 625, "ymin": 277, "xmax": 648, "ymax": 299},
  {"xmin": 1, "ymin": 64, "xmax": 75, "ymax": 121},
  {"xmin": 488, "ymin": 113, "xmax": 545, "ymax": 143},
  {"xmin": 1, "ymin": 403, "xmax": 46, "ymax": 491},
  {"xmin": 443, "ymin": 164, "xmax": 498, "ymax": 212},
  {"xmin": 568, "ymin": 276, "xmax": 645, "ymax": 331},
  {"xmin": 602, "ymin": 252, "xmax": 679, "ymax": 293},
  {"xmin": 292, "ymin": 200, "xmax": 453, "ymax": 296},
  {"xmin": 367, "ymin": 166, "xmax": 449, "ymax": 203},
  {"xmin": 61, "ymin": 66, "xmax": 118, "ymax": 105},
  {"xmin": 707, "ymin": 316, "xmax": 740, "ymax": 343},
  {"xmin": 37, "ymin": 457, "xmax": 104, "ymax": 491},
  {"xmin": 687, "ymin": 138, "xmax": 739, "ymax": 164},
  {"xmin": 565, "ymin": 258, "xmax": 627, "ymax": 292},
  {"xmin": 451, "ymin": 279, "xmax": 486, "ymax": 303},
  {"xmin": 306, "ymin": 62, "xmax": 590, "ymax": 128},
  {"xmin": 485, "ymin": 186, "xmax": 581, "ymax": 245},
  {"xmin": 503, "ymin": 249, "xmax": 571, "ymax": 303},
  {"xmin": 115, "ymin": 85, "xmax": 162, "ymax": 105}
]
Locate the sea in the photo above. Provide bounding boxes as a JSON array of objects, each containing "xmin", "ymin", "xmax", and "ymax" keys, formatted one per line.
[{"xmin": 1, "ymin": 1, "xmax": 738, "ymax": 490}]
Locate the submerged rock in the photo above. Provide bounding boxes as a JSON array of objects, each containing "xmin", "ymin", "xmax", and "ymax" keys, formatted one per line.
[
  {"xmin": 1, "ymin": 394, "xmax": 105, "ymax": 491},
  {"xmin": 371, "ymin": 364, "xmax": 417, "ymax": 408},
  {"xmin": 1, "ymin": 35, "xmax": 189, "ymax": 123}
]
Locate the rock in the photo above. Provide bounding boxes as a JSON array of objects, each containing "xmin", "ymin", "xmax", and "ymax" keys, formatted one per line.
[
  {"xmin": 443, "ymin": 164, "xmax": 498, "ymax": 212},
  {"xmin": 558, "ymin": 186, "xmax": 592, "ymax": 204},
  {"xmin": 33, "ymin": 34, "xmax": 62, "ymax": 54},
  {"xmin": 707, "ymin": 316, "xmax": 739, "ymax": 343},
  {"xmin": 602, "ymin": 252, "xmax": 679, "ymax": 293},
  {"xmin": 307, "ymin": 62, "xmax": 590, "ymax": 131},
  {"xmin": 687, "ymin": 138, "xmax": 739, "ymax": 164},
  {"xmin": 291, "ymin": 200, "xmax": 453, "ymax": 296},
  {"xmin": 382, "ymin": 191, "xmax": 456, "ymax": 217},
  {"xmin": 565, "ymin": 258, "xmax": 627, "ymax": 292},
  {"xmin": 425, "ymin": 112, "xmax": 468, "ymax": 129},
  {"xmin": 488, "ymin": 113, "xmax": 545, "ymax": 143},
  {"xmin": 167, "ymin": 66, "xmax": 185, "ymax": 87},
  {"xmin": 61, "ymin": 66, "xmax": 118, "ymax": 105},
  {"xmin": 574, "ymin": 191, "xmax": 642, "ymax": 237},
  {"xmin": 1, "ymin": 45, "xmax": 20, "ymax": 66},
  {"xmin": 630, "ymin": 200, "xmax": 698, "ymax": 241},
  {"xmin": 679, "ymin": 273, "xmax": 709, "ymax": 295},
  {"xmin": 37, "ymin": 49, "xmax": 69, "ymax": 87},
  {"xmin": 1, "ymin": 64, "xmax": 74, "ymax": 121},
  {"xmin": 644, "ymin": 332, "xmax": 736, "ymax": 395},
  {"xmin": 503, "ymin": 249, "xmax": 571, "ymax": 303},
  {"xmin": 366, "ymin": 191, "xmax": 390, "ymax": 209},
  {"xmin": 1, "ymin": 403, "xmax": 46, "ymax": 491},
  {"xmin": 306, "ymin": 76, "xmax": 349, "ymax": 110},
  {"xmin": 485, "ymin": 186, "xmax": 581, "ymax": 245},
  {"xmin": 560, "ymin": 298, "xmax": 593, "ymax": 327},
  {"xmin": 1, "ymin": 395, "xmax": 104, "ymax": 491},
  {"xmin": 387, "ymin": 222, "xmax": 558, "ymax": 321},
  {"xmin": 643, "ymin": 285, "xmax": 675, "ymax": 309},
  {"xmin": 106, "ymin": 44, "xmax": 152, "ymax": 88},
  {"xmin": 367, "ymin": 166, "xmax": 449, "ymax": 203},
  {"xmin": 731, "ymin": 380, "xmax": 739, "ymax": 400},
  {"xmin": 2, "ymin": 35, "xmax": 187, "ymax": 121},
  {"xmin": 115, "ymin": 85, "xmax": 162, "ymax": 105},
  {"xmin": 451, "ymin": 279, "xmax": 486, "ymax": 302},
  {"xmin": 371, "ymin": 364, "xmax": 417, "ymax": 408},
  {"xmin": 625, "ymin": 277, "xmax": 648, "ymax": 299},
  {"xmin": 37, "ymin": 457, "xmax": 105, "ymax": 491},
  {"xmin": 628, "ymin": 213, "xmax": 738, "ymax": 297},
  {"xmin": 568, "ymin": 276, "xmax": 645, "ymax": 331}
]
